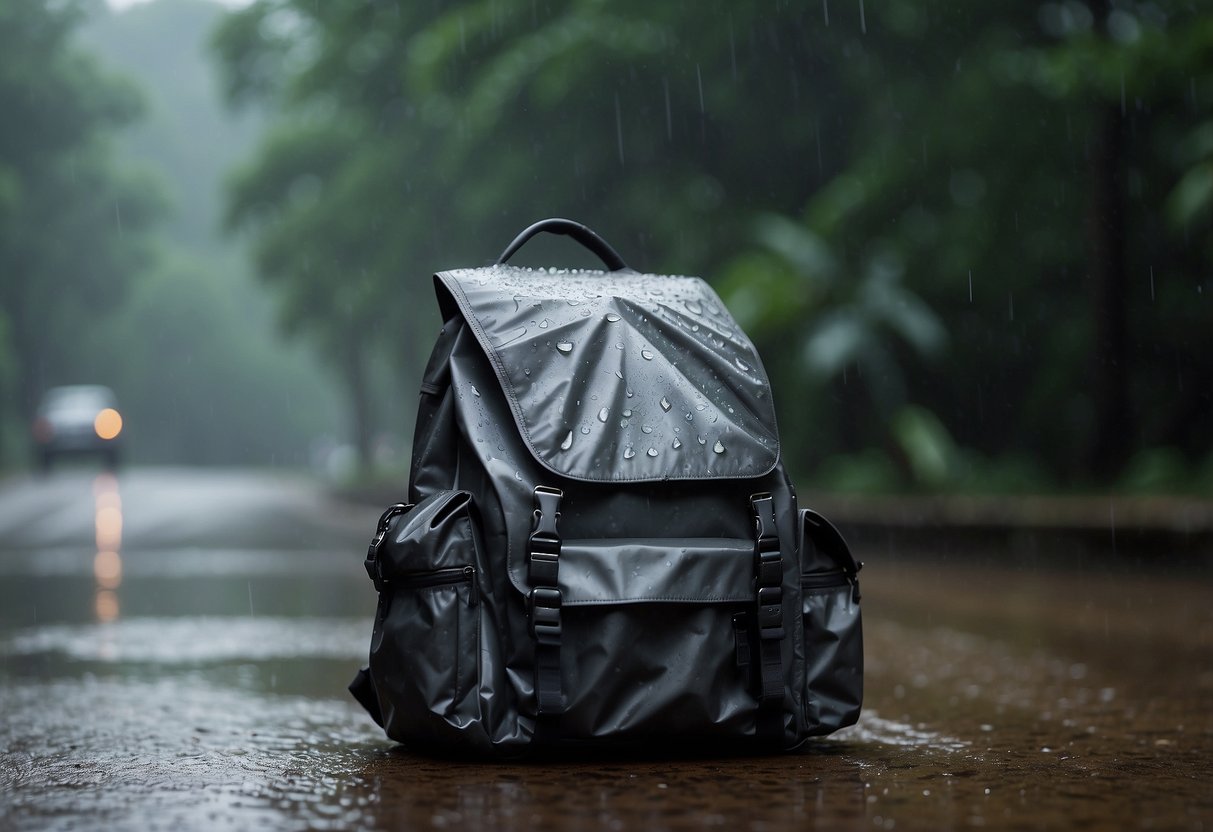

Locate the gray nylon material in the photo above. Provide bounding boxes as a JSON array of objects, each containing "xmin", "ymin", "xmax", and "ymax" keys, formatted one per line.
[
  {"xmin": 436, "ymin": 267, "xmax": 780, "ymax": 483},
  {"xmin": 358, "ymin": 260, "xmax": 862, "ymax": 756},
  {"xmin": 801, "ymin": 585, "xmax": 864, "ymax": 735},
  {"xmin": 559, "ymin": 538, "xmax": 755, "ymax": 605}
]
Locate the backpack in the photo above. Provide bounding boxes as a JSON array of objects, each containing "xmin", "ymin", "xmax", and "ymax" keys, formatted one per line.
[{"xmin": 349, "ymin": 218, "xmax": 863, "ymax": 756}]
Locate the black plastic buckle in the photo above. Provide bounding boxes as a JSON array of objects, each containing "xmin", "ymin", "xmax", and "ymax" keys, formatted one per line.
[
  {"xmin": 531, "ymin": 486, "xmax": 562, "ymax": 543},
  {"xmin": 750, "ymin": 493, "xmax": 784, "ymax": 639},
  {"xmin": 529, "ymin": 587, "xmax": 563, "ymax": 644},
  {"xmin": 364, "ymin": 503, "xmax": 410, "ymax": 591}
]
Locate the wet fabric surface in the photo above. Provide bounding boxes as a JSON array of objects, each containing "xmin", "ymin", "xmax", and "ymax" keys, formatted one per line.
[
  {"xmin": 2, "ymin": 470, "xmax": 1211, "ymax": 830},
  {"xmin": 437, "ymin": 267, "xmax": 779, "ymax": 482}
]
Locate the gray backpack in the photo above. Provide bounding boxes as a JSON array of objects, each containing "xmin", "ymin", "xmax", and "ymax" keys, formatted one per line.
[{"xmin": 350, "ymin": 219, "xmax": 862, "ymax": 756}]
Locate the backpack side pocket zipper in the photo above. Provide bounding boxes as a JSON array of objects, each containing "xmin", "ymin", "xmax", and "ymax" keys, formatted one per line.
[{"xmin": 399, "ymin": 565, "xmax": 478, "ymax": 605}]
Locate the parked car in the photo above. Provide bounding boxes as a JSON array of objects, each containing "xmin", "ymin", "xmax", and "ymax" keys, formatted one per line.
[{"xmin": 32, "ymin": 385, "xmax": 124, "ymax": 470}]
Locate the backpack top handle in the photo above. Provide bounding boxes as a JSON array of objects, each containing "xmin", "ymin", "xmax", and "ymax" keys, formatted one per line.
[{"xmin": 495, "ymin": 218, "xmax": 631, "ymax": 272}]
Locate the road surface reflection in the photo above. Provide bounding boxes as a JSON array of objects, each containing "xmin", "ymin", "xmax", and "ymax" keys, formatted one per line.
[{"xmin": 0, "ymin": 468, "xmax": 1209, "ymax": 831}]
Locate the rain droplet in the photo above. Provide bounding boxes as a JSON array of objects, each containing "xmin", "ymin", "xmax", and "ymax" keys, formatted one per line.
[
  {"xmin": 538, "ymin": 319, "xmax": 550, "ymax": 329},
  {"xmin": 685, "ymin": 412, "xmax": 693, "ymax": 422},
  {"xmin": 695, "ymin": 404, "xmax": 707, "ymax": 411},
  {"xmin": 598, "ymin": 407, "xmax": 609, "ymax": 423},
  {"xmin": 514, "ymin": 471, "xmax": 523, "ymax": 481},
  {"xmin": 626, "ymin": 388, "xmax": 634, "ymax": 398},
  {"xmin": 605, "ymin": 312, "xmax": 621, "ymax": 322},
  {"xmin": 672, "ymin": 438, "xmax": 683, "ymax": 449},
  {"xmin": 685, "ymin": 299, "xmax": 703, "ymax": 315},
  {"xmin": 734, "ymin": 357, "xmax": 751, "ymax": 372},
  {"xmin": 641, "ymin": 425, "xmax": 653, "ymax": 434},
  {"xmin": 471, "ymin": 385, "xmax": 481, "ymax": 397},
  {"xmin": 698, "ymin": 435, "xmax": 707, "ymax": 445},
  {"xmin": 579, "ymin": 426, "xmax": 591, "ymax": 435},
  {"xmin": 614, "ymin": 370, "xmax": 624, "ymax": 379},
  {"xmin": 713, "ymin": 440, "xmax": 725, "ymax": 454},
  {"xmin": 646, "ymin": 447, "xmax": 658, "ymax": 457},
  {"xmin": 623, "ymin": 447, "xmax": 636, "ymax": 460},
  {"xmin": 659, "ymin": 396, "xmax": 672, "ymax": 412},
  {"xmin": 622, "ymin": 409, "xmax": 632, "ymax": 417},
  {"xmin": 560, "ymin": 431, "xmax": 573, "ymax": 451},
  {"xmin": 641, "ymin": 349, "xmax": 655, "ymax": 361},
  {"xmin": 556, "ymin": 342, "xmax": 573, "ymax": 354}
]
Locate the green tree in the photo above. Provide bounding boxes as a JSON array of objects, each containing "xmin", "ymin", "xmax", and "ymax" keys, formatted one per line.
[
  {"xmin": 214, "ymin": 0, "xmax": 1213, "ymax": 487},
  {"xmin": 0, "ymin": 0, "xmax": 161, "ymax": 462},
  {"xmin": 78, "ymin": 0, "xmax": 343, "ymax": 467}
]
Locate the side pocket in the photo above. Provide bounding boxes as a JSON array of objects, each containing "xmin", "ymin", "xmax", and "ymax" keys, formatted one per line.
[
  {"xmin": 366, "ymin": 490, "xmax": 490, "ymax": 749},
  {"xmin": 799, "ymin": 508, "xmax": 864, "ymax": 736}
]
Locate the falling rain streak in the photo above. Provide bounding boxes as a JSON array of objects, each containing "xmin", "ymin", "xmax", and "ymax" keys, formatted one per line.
[{"xmin": 614, "ymin": 92, "xmax": 625, "ymax": 166}]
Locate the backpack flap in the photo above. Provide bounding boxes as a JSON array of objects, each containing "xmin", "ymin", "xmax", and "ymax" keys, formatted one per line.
[{"xmin": 435, "ymin": 267, "xmax": 780, "ymax": 483}]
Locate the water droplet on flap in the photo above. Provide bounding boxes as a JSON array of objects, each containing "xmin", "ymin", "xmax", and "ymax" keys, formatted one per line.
[
  {"xmin": 641, "ymin": 349, "xmax": 655, "ymax": 361},
  {"xmin": 538, "ymin": 319, "xmax": 550, "ymax": 329},
  {"xmin": 605, "ymin": 313, "xmax": 621, "ymax": 322},
  {"xmin": 623, "ymin": 447, "xmax": 636, "ymax": 460},
  {"xmin": 614, "ymin": 370, "xmax": 624, "ymax": 379},
  {"xmin": 713, "ymin": 440, "xmax": 726, "ymax": 454},
  {"xmin": 641, "ymin": 425, "xmax": 653, "ymax": 434},
  {"xmin": 579, "ymin": 426, "xmax": 591, "ymax": 435},
  {"xmin": 556, "ymin": 342, "xmax": 573, "ymax": 354},
  {"xmin": 471, "ymin": 385, "xmax": 481, "ymax": 397},
  {"xmin": 698, "ymin": 435, "xmax": 707, "ymax": 445},
  {"xmin": 685, "ymin": 299, "xmax": 703, "ymax": 315},
  {"xmin": 646, "ymin": 447, "xmax": 658, "ymax": 457},
  {"xmin": 622, "ymin": 409, "xmax": 632, "ymax": 417},
  {"xmin": 560, "ymin": 431, "xmax": 573, "ymax": 451},
  {"xmin": 734, "ymin": 357, "xmax": 751, "ymax": 372},
  {"xmin": 598, "ymin": 407, "xmax": 609, "ymax": 423},
  {"xmin": 660, "ymin": 396, "xmax": 672, "ymax": 412},
  {"xmin": 672, "ymin": 438, "xmax": 683, "ymax": 449}
]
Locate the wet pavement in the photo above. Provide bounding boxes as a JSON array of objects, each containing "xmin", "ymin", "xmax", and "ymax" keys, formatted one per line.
[{"xmin": 1, "ymin": 468, "xmax": 1210, "ymax": 830}]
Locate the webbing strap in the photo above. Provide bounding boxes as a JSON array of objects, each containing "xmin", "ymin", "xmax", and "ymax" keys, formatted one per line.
[
  {"xmin": 751, "ymin": 493, "xmax": 785, "ymax": 741},
  {"xmin": 528, "ymin": 487, "xmax": 565, "ymax": 725}
]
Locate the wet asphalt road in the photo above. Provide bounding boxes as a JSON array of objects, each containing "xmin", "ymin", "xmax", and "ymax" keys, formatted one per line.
[{"xmin": 1, "ymin": 467, "xmax": 1211, "ymax": 831}]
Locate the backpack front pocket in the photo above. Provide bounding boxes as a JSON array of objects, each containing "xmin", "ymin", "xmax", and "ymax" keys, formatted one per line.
[
  {"xmin": 366, "ymin": 490, "xmax": 495, "ymax": 750},
  {"xmin": 553, "ymin": 538, "xmax": 763, "ymax": 741}
]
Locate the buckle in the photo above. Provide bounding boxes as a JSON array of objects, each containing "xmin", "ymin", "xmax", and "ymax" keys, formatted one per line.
[
  {"xmin": 531, "ymin": 486, "xmax": 563, "ymax": 540},
  {"xmin": 529, "ymin": 587, "xmax": 563, "ymax": 644},
  {"xmin": 364, "ymin": 503, "xmax": 410, "ymax": 591}
]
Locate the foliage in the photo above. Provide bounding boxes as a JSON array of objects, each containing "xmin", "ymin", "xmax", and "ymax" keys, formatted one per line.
[
  {"xmin": 213, "ymin": 0, "xmax": 1213, "ymax": 489},
  {"xmin": 0, "ymin": 0, "xmax": 161, "ymax": 446},
  {"xmin": 76, "ymin": 0, "xmax": 345, "ymax": 467}
]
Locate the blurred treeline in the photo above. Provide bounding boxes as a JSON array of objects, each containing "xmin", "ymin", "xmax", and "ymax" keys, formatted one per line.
[
  {"xmin": 4, "ymin": 0, "xmax": 1212, "ymax": 493},
  {"xmin": 0, "ymin": 0, "xmax": 344, "ymax": 468}
]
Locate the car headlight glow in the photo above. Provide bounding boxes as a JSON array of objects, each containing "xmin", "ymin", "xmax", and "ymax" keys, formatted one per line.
[{"xmin": 94, "ymin": 408, "xmax": 123, "ymax": 441}]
